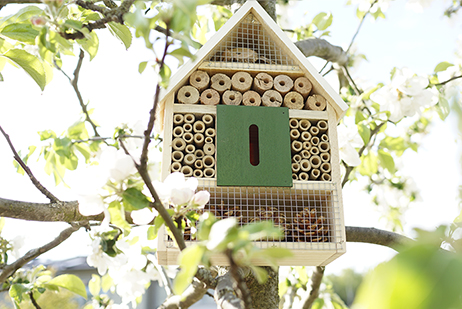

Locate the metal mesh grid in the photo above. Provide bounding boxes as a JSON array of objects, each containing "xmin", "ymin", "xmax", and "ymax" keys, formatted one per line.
[
  {"xmin": 205, "ymin": 13, "xmax": 299, "ymax": 70},
  {"xmin": 165, "ymin": 180, "xmax": 343, "ymax": 251}
]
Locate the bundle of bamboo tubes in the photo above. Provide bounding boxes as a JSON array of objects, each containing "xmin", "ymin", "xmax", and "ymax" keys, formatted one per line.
[
  {"xmin": 176, "ymin": 70, "xmax": 327, "ymax": 111},
  {"xmin": 170, "ymin": 113, "xmax": 216, "ymax": 178},
  {"xmin": 290, "ymin": 118, "xmax": 331, "ymax": 181}
]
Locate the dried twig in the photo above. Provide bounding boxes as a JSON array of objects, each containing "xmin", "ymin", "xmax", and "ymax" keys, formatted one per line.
[
  {"xmin": 0, "ymin": 125, "xmax": 60, "ymax": 203},
  {"xmin": 28, "ymin": 291, "xmax": 42, "ymax": 309}
]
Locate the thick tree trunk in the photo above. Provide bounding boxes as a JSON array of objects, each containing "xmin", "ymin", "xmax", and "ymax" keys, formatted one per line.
[{"xmin": 245, "ymin": 266, "xmax": 279, "ymax": 309}]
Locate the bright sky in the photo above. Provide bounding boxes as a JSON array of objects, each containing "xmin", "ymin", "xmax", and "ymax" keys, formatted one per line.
[{"xmin": 0, "ymin": 0, "xmax": 461, "ymax": 275}]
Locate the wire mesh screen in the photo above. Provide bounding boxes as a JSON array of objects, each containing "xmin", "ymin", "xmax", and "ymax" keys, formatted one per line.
[
  {"xmin": 204, "ymin": 13, "xmax": 300, "ymax": 71},
  {"xmin": 165, "ymin": 180, "xmax": 343, "ymax": 251}
]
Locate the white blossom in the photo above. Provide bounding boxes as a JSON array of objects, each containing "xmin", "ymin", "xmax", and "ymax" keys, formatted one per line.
[
  {"xmin": 371, "ymin": 67, "xmax": 437, "ymax": 122},
  {"xmin": 10, "ymin": 235, "xmax": 25, "ymax": 259},
  {"xmin": 189, "ymin": 190, "xmax": 210, "ymax": 208},
  {"xmin": 154, "ymin": 172, "xmax": 198, "ymax": 207},
  {"xmin": 131, "ymin": 207, "xmax": 157, "ymax": 225},
  {"xmin": 349, "ymin": 0, "xmax": 392, "ymax": 13},
  {"xmin": 100, "ymin": 147, "xmax": 136, "ymax": 182},
  {"xmin": 337, "ymin": 124, "xmax": 364, "ymax": 166},
  {"xmin": 86, "ymin": 236, "xmax": 128, "ymax": 276}
]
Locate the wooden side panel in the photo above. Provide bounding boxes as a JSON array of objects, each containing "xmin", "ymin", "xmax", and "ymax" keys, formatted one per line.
[
  {"xmin": 161, "ymin": 94, "xmax": 175, "ymax": 181},
  {"xmin": 216, "ymin": 105, "xmax": 292, "ymax": 187}
]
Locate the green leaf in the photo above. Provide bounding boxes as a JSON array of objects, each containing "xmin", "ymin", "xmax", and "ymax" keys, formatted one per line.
[
  {"xmin": 378, "ymin": 149, "xmax": 395, "ymax": 173},
  {"xmin": 169, "ymin": 47, "xmax": 195, "ymax": 66},
  {"xmin": 88, "ymin": 274, "xmax": 101, "ymax": 297},
  {"xmin": 436, "ymin": 95, "xmax": 450, "ymax": 120},
  {"xmin": 9, "ymin": 284, "xmax": 30, "ymax": 303},
  {"xmin": 122, "ymin": 187, "xmax": 150, "ymax": 211},
  {"xmin": 250, "ymin": 265, "xmax": 268, "ymax": 284},
  {"xmin": 74, "ymin": 143, "xmax": 91, "ymax": 162},
  {"xmin": 101, "ymin": 274, "xmax": 113, "ymax": 293},
  {"xmin": 48, "ymin": 274, "xmax": 87, "ymax": 299},
  {"xmin": 77, "ymin": 31, "xmax": 99, "ymax": 60},
  {"xmin": 357, "ymin": 123, "xmax": 370, "ymax": 145},
  {"xmin": 312, "ymin": 12, "xmax": 333, "ymax": 31},
  {"xmin": 138, "ymin": 61, "xmax": 148, "ymax": 74},
  {"xmin": 147, "ymin": 215, "xmax": 166, "ymax": 240},
  {"xmin": 108, "ymin": 200, "xmax": 131, "ymax": 233},
  {"xmin": 0, "ymin": 6, "xmax": 43, "ymax": 28},
  {"xmin": 38, "ymin": 130, "xmax": 56, "ymax": 141},
  {"xmin": 63, "ymin": 19, "xmax": 83, "ymax": 31},
  {"xmin": 311, "ymin": 298, "xmax": 325, "ymax": 309},
  {"xmin": 1, "ymin": 23, "xmax": 39, "ymax": 44},
  {"xmin": 173, "ymin": 245, "xmax": 205, "ymax": 294},
  {"xmin": 206, "ymin": 218, "xmax": 237, "ymax": 251},
  {"xmin": 159, "ymin": 64, "xmax": 171, "ymax": 89},
  {"xmin": 108, "ymin": 22, "xmax": 132, "ymax": 49},
  {"xmin": 1, "ymin": 49, "xmax": 46, "ymax": 90},
  {"xmin": 434, "ymin": 61, "xmax": 454, "ymax": 73},
  {"xmin": 358, "ymin": 152, "xmax": 378, "ymax": 176}
]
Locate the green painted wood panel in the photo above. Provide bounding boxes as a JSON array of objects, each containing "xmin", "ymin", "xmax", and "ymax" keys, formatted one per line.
[{"xmin": 216, "ymin": 105, "xmax": 292, "ymax": 187}]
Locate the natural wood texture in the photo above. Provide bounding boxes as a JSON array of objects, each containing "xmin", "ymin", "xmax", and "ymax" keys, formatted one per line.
[
  {"xmin": 171, "ymin": 162, "xmax": 181, "ymax": 172},
  {"xmin": 203, "ymin": 155, "xmax": 215, "ymax": 168},
  {"xmin": 299, "ymin": 172, "xmax": 309, "ymax": 181},
  {"xmin": 320, "ymin": 152, "xmax": 330, "ymax": 162},
  {"xmin": 231, "ymin": 71, "xmax": 253, "ymax": 92},
  {"xmin": 302, "ymin": 142, "xmax": 311, "ymax": 150},
  {"xmin": 288, "ymin": 110, "xmax": 328, "ymax": 120},
  {"xmin": 173, "ymin": 114, "xmax": 184, "ymax": 125},
  {"xmin": 183, "ymin": 123, "xmax": 193, "ymax": 132},
  {"xmin": 317, "ymin": 120, "xmax": 328, "ymax": 133},
  {"xmin": 298, "ymin": 119, "xmax": 311, "ymax": 131},
  {"xmin": 193, "ymin": 121, "xmax": 206, "ymax": 133},
  {"xmin": 173, "ymin": 104, "xmax": 217, "ymax": 115},
  {"xmin": 202, "ymin": 114, "xmax": 214, "ymax": 126},
  {"xmin": 294, "ymin": 76, "xmax": 313, "ymax": 99},
  {"xmin": 262, "ymin": 90, "xmax": 282, "ymax": 107},
  {"xmin": 242, "ymin": 90, "xmax": 262, "ymax": 106},
  {"xmin": 181, "ymin": 165, "xmax": 193, "ymax": 177},
  {"xmin": 290, "ymin": 129, "xmax": 300, "ymax": 140},
  {"xmin": 291, "ymin": 140, "xmax": 302, "ymax": 153},
  {"xmin": 321, "ymin": 134, "xmax": 329, "ymax": 142},
  {"xmin": 184, "ymin": 113, "xmax": 195, "ymax": 123},
  {"xmin": 300, "ymin": 150, "xmax": 310, "ymax": 159},
  {"xmin": 318, "ymin": 141, "xmax": 330, "ymax": 153},
  {"xmin": 289, "ymin": 118, "xmax": 299, "ymax": 129},
  {"xmin": 292, "ymin": 163, "xmax": 300, "ymax": 173},
  {"xmin": 321, "ymin": 173, "xmax": 331, "ymax": 181},
  {"xmin": 172, "ymin": 137, "xmax": 186, "ymax": 151},
  {"xmin": 183, "ymin": 132, "xmax": 194, "ymax": 144},
  {"xmin": 300, "ymin": 131, "xmax": 311, "ymax": 142},
  {"xmin": 200, "ymin": 89, "xmax": 220, "ymax": 105},
  {"xmin": 292, "ymin": 154, "xmax": 301, "ymax": 163},
  {"xmin": 203, "ymin": 168, "xmax": 215, "ymax": 178},
  {"xmin": 311, "ymin": 136, "xmax": 320, "ymax": 146},
  {"xmin": 253, "ymin": 72, "xmax": 274, "ymax": 94},
  {"xmin": 185, "ymin": 144, "xmax": 195, "ymax": 154},
  {"xmin": 204, "ymin": 143, "xmax": 215, "ymax": 155},
  {"xmin": 320, "ymin": 162, "xmax": 331, "ymax": 173},
  {"xmin": 189, "ymin": 70, "xmax": 210, "ymax": 91},
  {"xmin": 199, "ymin": 63, "xmax": 305, "ymax": 79},
  {"xmin": 193, "ymin": 169, "xmax": 203, "ymax": 177},
  {"xmin": 194, "ymin": 133, "xmax": 205, "ymax": 147},
  {"xmin": 306, "ymin": 94, "xmax": 327, "ymax": 111},
  {"xmin": 310, "ymin": 156, "xmax": 321, "ymax": 169},
  {"xmin": 161, "ymin": 94, "xmax": 174, "ymax": 181},
  {"xmin": 184, "ymin": 153, "xmax": 196, "ymax": 166},
  {"xmin": 300, "ymin": 159, "xmax": 311, "ymax": 172},
  {"xmin": 283, "ymin": 91, "xmax": 304, "ymax": 110},
  {"xmin": 309, "ymin": 126, "xmax": 319, "ymax": 136},
  {"xmin": 172, "ymin": 126, "xmax": 184, "ymax": 138},
  {"xmin": 211, "ymin": 73, "xmax": 231, "ymax": 94},
  {"xmin": 194, "ymin": 160, "xmax": 203, "ymax": 169},
  {"xmin": 205, "ymin": 128, "xmax": 216, "ymax": 137},
  {"xmin": 309, "ymin": 146, "xmax": 319, "ymax": 156},
  {"xmin": 274, "ymin": 74, "xmax": 293, "ymax": 95},
  {"xmin": 222, "ymin": 47, "xmax": 258, "ymax": 62},
  {"xmin": 195, "ymin": 149, "xmax": 205, "ymax": 159},
  {"xmin": 222, "ymin": 90, "xmax": 243, "ymax": 105},
  {"xmin": 177, "ymin": 85, "xmax": 200, "ymax": 104},
  {"xmin": 310, "ymin": 169, "xmax": 320, "ymax": 180},
  {"xmin": 171, "ymin": 151, "xmax": 184, "ymax": 162}
]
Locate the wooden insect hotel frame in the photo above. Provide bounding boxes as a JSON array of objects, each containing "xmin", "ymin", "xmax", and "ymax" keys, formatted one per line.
[{"xmin": 157, "ymin": 0, "xmax": 348, "ymax": 266}]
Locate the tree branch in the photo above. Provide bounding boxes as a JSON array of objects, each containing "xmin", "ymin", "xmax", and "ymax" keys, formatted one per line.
[
  {"xmin": 0, "ymin": 224, "xmax": 81, "ymax": 283},
  {"xmin": 345, "ymin": 226, "xmax": 414, "ymax": 251},
  {"xmin": 28, "ymin": 291, "xmax": 42, "ymax": 309},
  {"xmin": 296, "ymin": 266, "xmax": 325, "ymax": 309},
  {"xmin": 435, "ymin": 74, "xmax": 462, "ymax": 86},
  {"xmin": 0, "ymin": 125, "xmax": 60, "ymax": 203},
  {"xmin": 158, "ymin": 278, "xmax": 208, "ymax": 309},
  {"xmin": 295, "ymin": 38, "xmax": 348, "ymax": 66},
  {"xmin": 214, "ymin": 270, "xmax": 244, "ymax": 309}
]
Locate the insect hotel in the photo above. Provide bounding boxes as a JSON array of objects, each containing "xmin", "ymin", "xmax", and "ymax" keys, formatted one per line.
[{"xmin": 157, "ymin": 1, "xmax": 348, "ymax": 266}]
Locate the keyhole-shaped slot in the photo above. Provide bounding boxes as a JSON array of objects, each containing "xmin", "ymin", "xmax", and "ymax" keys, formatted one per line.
[{"xmin": 249, "ymin": 124, "xmax": 260, "ymax": 166}]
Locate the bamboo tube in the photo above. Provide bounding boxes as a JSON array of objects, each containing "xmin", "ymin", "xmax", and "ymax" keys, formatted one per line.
[
  {"xmin": 311, "ymin": 136, "xmax": 320, "ymax": 146},
  {"xmin": 283, "ymin": 91, "xmax": 304, "ymax": 110},
  {"xmin": 321, "ymin": 134, "xmax": 329, "ymax": 142},
  {"xmin": 194, "ymin": 159, "xmax": 203, "ymax": 169},
  {"xmin": 306, "ymin": 94, "xmax": 327, "ymax": 111},
  {"xmin": 222, "ymin": 90, "xmax": 243, "ymax": 105},
  {"xmin": 181, "ymin": 165, "xmax": 193, "ymax": 177},
  {"xmin": 204, "ymin": 143, "xmax": 215, "ymax": 155},
  {"xmin": 202, "ymin": 114, "xmax": 214, "ymax": 127},
  {"xmin": 290, "ymin": 129, "xmax": 300, "ymax": 140},
  {"xmin": 310, "ymin": 156, "xmax": 321, "ymax": 169},
  {"xmin": 294, "ymin": 76, "xmax": 312, "ymax": 99},
  {"xmin": 309, "ymin": 126, "xmax": 319, "ymax": 136},
  {"xmin": 195, "ymin": 149, "xmax": 204, "ymax": 159},
  {"xmin": 310, "ymin": 147, "xmax": 320, "ymax": 156},
  {"xmin": 205, "ymin": 136, "xmax": 214, "ymax": 144},
  {"xmin": 291, "ymin": 140, "xmax": 303, "ymax": 153},
  {"xmin": 289, "ymin": 118, "xmax": 299, "ymax": 129},
  {"xmin": 231, "ymin": 72, "xmax": 252, "ymax": 92},
  {"xmin": 242, "ymin": 90, "xmax": 261, "ymax": 106},
  {"xmin": 274, "ymin": 74, "xmax": 293, "ymax": 95},
  {"xmin": 300, "ymin": 159, "xmax": 311, "ymax": 172},
  {"xmin": 299, "ymin": 119, "xmax": 311, "ymax": 131},
  {"xmin": 300, "ymin": 131, "xmax": 312, "ymax": 142},
  {"xmin": 292, "ymin": 154, "xmax": 302, "ymax": 163},
  {"xmin": 204, "ymin": 168, "xmax": 215, "ymax": 178},
  {"xmin": 292, "ymin": 173, "xmax": 299, "ymax": 180},
  {"xmin": 317, "ymin": 120, "xmax": 328, "ymax": 133},
  {"xmin": 173, "ymin": 126, "xmax": 184, "ymax": 138},
  {"xmin": 310, "ymin": 169, "xmax": 320, "ymax": 180},
  {"xmin": 200, "ymin": 89, "xmax": 220, "ymax": 105},
  {"xmin": 185, "ymin": 144, "xmax": 195, "ymax": 154},
  {"xmin": 205, "ymin": 128, "xmax": 216, "ymax": 138},
  {"xmin": 211, "ymin": 73, "xmax": 231, "ymax": 94},
  {"xmin": 193, "ymin": 169, "xmax": 203, "ymax": 178},
  {"xmin": 183, "ymin": 132, "xmax": 194, "ymax": 144},
  {"xmin": 177, "ymin": 85, "xmax": 199, "ymax": 104},
  {"xmin": 173, "ymin": 114, "xmax": 184, "ymax": 126},
  {"xmin": 203, "ymin": 155, "xmax": 215, "ymax": 168},
  {"xmin": 262, "ymin": 90, "xmax": 282, "ymax": 107},
  {"xmin": 189, "ymin": 70, "xmax": 210, "ymax": 91},
  {"xmin": 194, "ymin": 133, "xmax": 205, "ymax": 148},
  {"xmin": 184, "ymin": 153, "xmax": 196, "ymax": 166},
  {"xmin": 171, "ymin": 162, "xmax": 181, "ymax": 172},
  {"xmin": 183, "ymin": 123, "xmax": 193, "ymax": 133},
  {"xmin": 320, "ymin": 162, "xmax": 331, "ymax": 173},
  {"xmin": 320, "ymin": 153, "xmax": 330, "ymax": 163},
  {"xmin": 184, "ymin": 114, "xmax": 195, "ymax": 124},
  {"xmin": 172, "ymin": 138, "xmax": 186, "ymax": 151},
  {"xmin": 299, "ymin": 172, "xmax": 309, "ymax": 181},
  {"xmin": 321, "ymin": 173, "xmax": 331, "ymax": 182},
  {"xmin": 171, "ymin": 151, "xmax": 184, "ymax": 162},
  {"xmin": 193, "ymin": 121, "xmax": 205, "ymax": 133},
  {"xmin": 303, "ymin": 141, "xmax": 311, "ymax": 150},
  {"xmin": 292, "ymin": 163, "xmax": 300, "ymax": 173},
  {"xmin": 253, "ymin": 72, "xmax": 273, "ymax": 94},
  {"xmin": 301, "ymin": 150, "xmax": 311, "ymax": 159},
  {"xmin": 318, "ymin": 141, "xmax": 330, "ymax": 153}
]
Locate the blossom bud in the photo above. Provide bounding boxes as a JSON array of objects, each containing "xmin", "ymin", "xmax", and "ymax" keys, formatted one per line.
[
  {"xmin": 190, "ymin": 190, "xmax": 210, "ymax": 208},
  {"xmin": 31, "ymin": 16, "xmax": 46, "ymax": 26}
]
